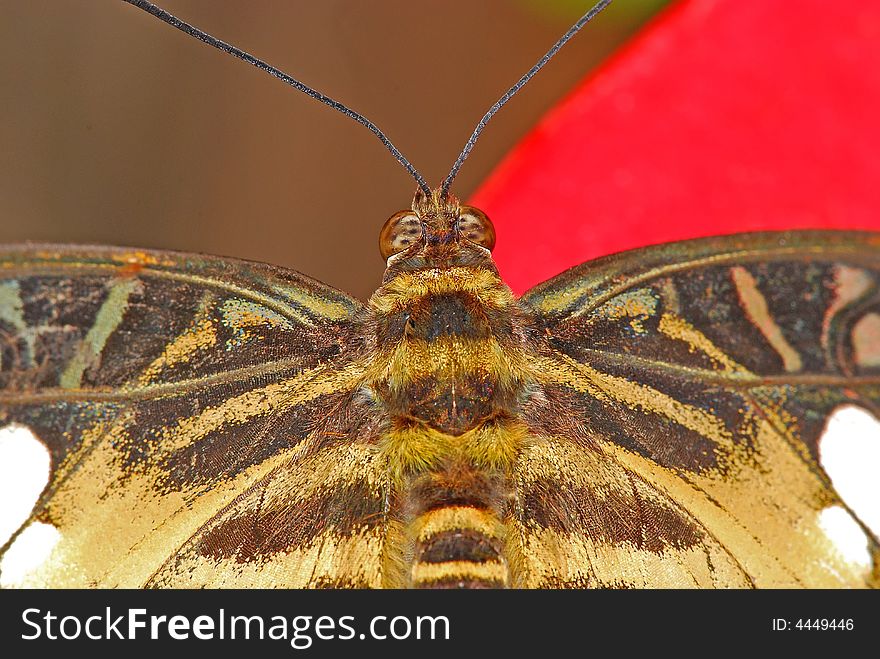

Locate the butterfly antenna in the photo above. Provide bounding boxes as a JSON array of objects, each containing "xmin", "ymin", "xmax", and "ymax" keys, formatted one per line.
[
  {"xmin": 441, "ymin": 0, "xmax": 613, "ymax": 198},
  {"xmin": 121, "ymin": 0, "xmax": 432, "ymax": 196}
]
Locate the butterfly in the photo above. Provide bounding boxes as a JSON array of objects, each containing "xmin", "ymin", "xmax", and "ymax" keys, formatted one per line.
[{"xmin": 0, "ymin": 0, "xmax": 878, "ymax": 589}]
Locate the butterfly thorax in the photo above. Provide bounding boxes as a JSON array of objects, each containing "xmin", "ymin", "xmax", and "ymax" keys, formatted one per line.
[{"xmin": 367, "ymin": 195, "xmax": 533, "ymax": 587}]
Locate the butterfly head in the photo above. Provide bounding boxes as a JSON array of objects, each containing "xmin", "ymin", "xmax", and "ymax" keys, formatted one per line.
[
  {"xmin": 369, "ymin": 188, "xmax": 517, "ymax": 386},
  {"xmin": 370, "ymin": 188, "xmax": 511, "ymax": 325},
  {"xmin": 379, "ymin": 189, "xmax": 496, "ymax": 273}
]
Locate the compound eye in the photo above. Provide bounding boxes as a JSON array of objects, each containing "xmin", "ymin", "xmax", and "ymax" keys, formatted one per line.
[
  {"xmin": 458, "ymin": 206, "xmax": 496, "ymax": 252},
  {"xmin": 379, "ymin": 211, "xmax": 423, "ymax": 260}
]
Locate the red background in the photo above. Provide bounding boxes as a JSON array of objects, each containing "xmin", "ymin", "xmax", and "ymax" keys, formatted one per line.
[{"xmin": 473, "ymin": 0, "xmax": 880, "ymax": 295}]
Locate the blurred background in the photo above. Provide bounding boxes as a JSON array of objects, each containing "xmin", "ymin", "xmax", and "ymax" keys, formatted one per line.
[{"xmin": 0, "ymin": 0, "xmax": 668, "ymax": 300}]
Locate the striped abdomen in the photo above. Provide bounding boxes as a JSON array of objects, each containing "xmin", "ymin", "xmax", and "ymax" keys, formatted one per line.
[{"xmin": 405, "ymin": 465, "xmax": 511, "ymax": 588}]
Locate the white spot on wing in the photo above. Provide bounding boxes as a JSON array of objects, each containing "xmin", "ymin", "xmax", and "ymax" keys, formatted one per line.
[
  {"xmin": 817, "ymin": 506, "xmax": 872, "ymax": 570},
  {"xmin": 0, "ymin": 522, "xmax": 61, "ymax": 587},
  {"xmin": 819, "ymin": 405, "xmax": 880, "ymax": 537},
  {"xmin": 0, "ymin": 424, "xmax": 50, "ymax": 546},
  {"xmin": 0, "ymin": 424, "xmax": 59, "ymax": 587}
]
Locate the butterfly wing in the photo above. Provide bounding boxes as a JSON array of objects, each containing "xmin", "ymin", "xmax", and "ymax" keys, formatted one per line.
[
  {"xmin": 0, "ymin": 244, "xmax": 389, "ymax": 587},
  {"xmin": 515, "ymin": 231, "xmax": 880, "ymax": 587}
]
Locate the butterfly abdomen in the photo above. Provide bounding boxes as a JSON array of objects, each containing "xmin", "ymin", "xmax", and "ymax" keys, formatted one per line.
[
  {"xmin": 406, "ymin": 465, "xmax": 511, "ymax": 588},
  {"xmin": 377, "ymin": 386, "xmax": 527, "ymax": 588}
]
